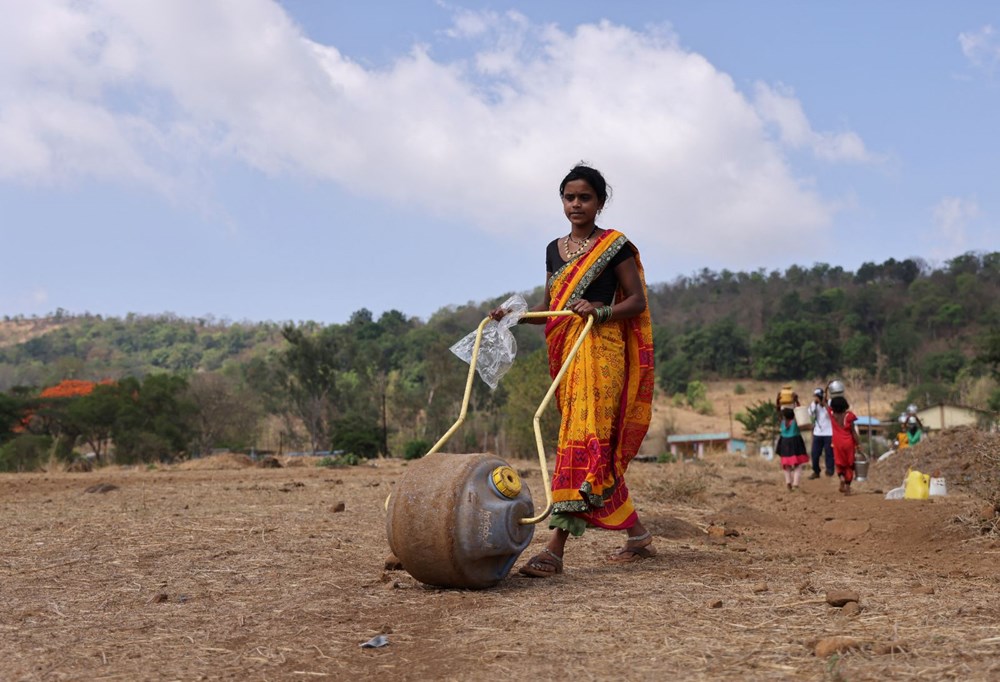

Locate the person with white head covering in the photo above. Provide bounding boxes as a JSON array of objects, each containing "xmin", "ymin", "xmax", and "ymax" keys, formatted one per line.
[
  {"xmin": 905, "ymin": 415, "xmax": 924, "ymax": 445},
  {"xmin": 807, "ymin": 387, "xmax": 834, "ymax": 478}
]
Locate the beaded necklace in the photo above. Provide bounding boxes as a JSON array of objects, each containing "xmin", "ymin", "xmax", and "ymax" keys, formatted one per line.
[{"xmin": 563, "ymin": 226, "xmax": 598, "ymax": 259}]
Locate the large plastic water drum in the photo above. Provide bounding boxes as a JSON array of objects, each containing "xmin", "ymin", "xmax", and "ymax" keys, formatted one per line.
[{"xmin": 386, "ymin": 452, "xmax": 534, "ymax": 589}]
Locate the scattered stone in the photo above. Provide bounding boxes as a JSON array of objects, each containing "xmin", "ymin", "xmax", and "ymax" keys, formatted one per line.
[
  {"xmin": 708, "ymin": 600, "xmax": 723, "ymax": 609},
  {"xmin": 751, "ymin": 582, "xmax": 769, "ymax": 594},
  {"xmin": 332, "ymin": 502, "xmax": 346, "ymax": 513},
  {"xmin": 841, "ymin": 601, "xmax": 863, "ymax": 617},
  {"xmin": 380, "ymin": 624, "xmax": 393, "ymax": 634},
  {"xmin": 814, "ymin": 636, "xmax": 863, "ymax": 657},
  {"xmin": 384, "ymin": 553, "xmax": 404, "ymax": 571},
  {"xmin": 258, "ymin": 456, "xmax": 282, "ymax": 468},
  {"xmin": 360, "ymin": 634, "xmax": 389, "ymax": 648},
  {"xmin": 873, "ymin": 641, "xmax": 908, "ymax": 655},
  {"xmin": 724, "ymin": 527, "xmax": 741, "ymax": 537},
  {"xmin": 729, "ymin": 546, "xmax": 748, "ymax": 552},
  {"xmin": 84, "ymin": 483, "xmax": 118, "ymax": 494},
  {"xmin": 149, "ymin": 593, "xmax": 169, "ymax": 604},
  {"xmin": 910, "ymin": 585, "xmax": 935, "ymax": 595},
  {"xmin": 826, "ymin": 590, "xmax": 860, "ymax": 607},
  {"xmin": 707, "ymin": 525, "xmax": 727, "ymax": 537}
]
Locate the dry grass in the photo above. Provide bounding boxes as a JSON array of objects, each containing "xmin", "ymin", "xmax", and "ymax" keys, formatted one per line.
[{"xmin": 2, "ymin": 448, "xmax": 1000, "ymax": 680}]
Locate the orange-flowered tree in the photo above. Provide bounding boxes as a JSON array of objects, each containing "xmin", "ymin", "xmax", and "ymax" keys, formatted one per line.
[
  {"xmin": 65, "ymin": 383, "xmax": 122, "ymax": 463},
  {"xmin": 34, "ymin": 379, "xmax": 117, "ymax": 461}
]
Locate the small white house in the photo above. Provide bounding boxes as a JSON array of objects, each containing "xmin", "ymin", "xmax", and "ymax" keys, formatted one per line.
[{"xmin": 915, "ymin": 404, "xmax": 995, "ymax": 431}]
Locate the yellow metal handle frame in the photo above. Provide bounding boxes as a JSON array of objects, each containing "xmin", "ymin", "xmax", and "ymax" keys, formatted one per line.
[{"xmin": 423, "ymin": 310, "xmax": 594, "ymax": 526}]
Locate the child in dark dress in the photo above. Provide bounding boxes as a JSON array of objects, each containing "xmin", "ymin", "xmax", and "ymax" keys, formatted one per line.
[{"xmin": 776, "ymin": 407, "xmax": 809, "ymax": 491}]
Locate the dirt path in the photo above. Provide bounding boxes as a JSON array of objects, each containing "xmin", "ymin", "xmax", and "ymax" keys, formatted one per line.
[{"xmin": 2, "ymin": 450, "xmax": 999, "ymax": 681}]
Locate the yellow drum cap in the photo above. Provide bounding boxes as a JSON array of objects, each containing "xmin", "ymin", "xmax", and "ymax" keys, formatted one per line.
[{"xmin": 491, "ymin": 466, "xmax": 521, "ymax": 498}]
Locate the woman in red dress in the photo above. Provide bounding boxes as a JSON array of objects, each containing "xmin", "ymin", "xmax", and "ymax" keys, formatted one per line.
[{"xmin": 827, "ymin": 396, "xmax": 860, "ymax": 494}]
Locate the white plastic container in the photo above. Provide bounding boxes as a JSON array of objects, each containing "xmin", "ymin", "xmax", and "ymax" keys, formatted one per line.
[
  {"xmin": 884, "ymin": 486, "xmax": 905, "ymax": 500},
  {"xmin": 793, "ymin": 405, "xmax": 812, "ymax": 429},
  {"xmin": 928, "ymin": 477, "xmax": 948, "ymax": 497}
]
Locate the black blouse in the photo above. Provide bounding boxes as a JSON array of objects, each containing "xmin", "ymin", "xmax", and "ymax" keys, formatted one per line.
[{"xmin": 545, "ymin": 237, "xmax": 632, "ymax": 305}]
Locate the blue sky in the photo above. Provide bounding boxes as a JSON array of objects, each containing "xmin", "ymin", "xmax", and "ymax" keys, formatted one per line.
[{"xmin": 1, "ymin": 1, "xmax": 997, "ymax": 324}]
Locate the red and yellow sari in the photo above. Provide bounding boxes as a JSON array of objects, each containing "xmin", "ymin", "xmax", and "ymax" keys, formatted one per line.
[{"xmin": 545, "ymin": 229, "xmax": 655, "ymax": 531}]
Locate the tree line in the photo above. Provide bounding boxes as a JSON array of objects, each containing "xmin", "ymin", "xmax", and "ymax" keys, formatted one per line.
[{"xmin": 1, "ymin": 252, "xmax": 998, "ymax": 470}]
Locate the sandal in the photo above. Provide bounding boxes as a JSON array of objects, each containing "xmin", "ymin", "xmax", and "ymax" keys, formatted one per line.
[
  {"xmin": 518, "ymin": 548, "xmax": 563, "ymax": 578},
  {"xmin": 608, "ymin": 530, "xmax": 657, "ymax": 563}
]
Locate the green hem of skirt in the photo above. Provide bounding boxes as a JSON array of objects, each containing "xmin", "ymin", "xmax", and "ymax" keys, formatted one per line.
[{"xmin": 549, "ymin": 512, "xmax": 589, "ymax": 537}]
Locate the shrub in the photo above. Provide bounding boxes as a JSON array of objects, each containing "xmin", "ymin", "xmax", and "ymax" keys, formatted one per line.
[
  {"xmin": 685, "ymin": 381, "xmax": 708, "ymax": 407},
  {"xmin": 0, "ymin": 435, "xmax": 53, "ymax": 472},
  {"xmin": 403, "ymin": 439, "xmax": 430, "ymax": 460},
  {"xmin": 733, "ymin": 383, "xmax": 746, "ymax": 395}
]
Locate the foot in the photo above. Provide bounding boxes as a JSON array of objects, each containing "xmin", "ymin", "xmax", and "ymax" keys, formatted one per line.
[
  {"xmin": 787, "ymin": 483, "xmax": 793, "ymax": 491},
  {"xmin": 609, "ymin": 530, "xmax": 657, "ymax": 563},
  {"xmin": 843, "ymin": 484, "xmax": 852, "ymax": 496},
  {"xmin": 518, "ymin": 548, "xmax": 563, "ymax": 578},
  {"xmin": 825, "ymin": 471, "xmax": 834, "ymax": 477},
  {"xmin": 808, "ymin": 472, "xmax": 820, "ymax": 480}
]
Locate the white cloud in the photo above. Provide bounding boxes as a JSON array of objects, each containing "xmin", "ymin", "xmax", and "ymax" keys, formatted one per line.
[
  {"xmin": 959, "ymin": 24, "xmax": 1000, "ymax": 74},
  {"xmin": 929, "ymin": 196, "xmax": 980, "ymax": 258},
  {"xmin": 0, "ymin": 286, "xmax": 50, "ymax": 309},
  {"xmin": 753, "ymin": 83, "xmax": 872, "ymax": 162},
  {"xmin": 0, "ymin": 1, "xmax": 874, "ymax": 268}
]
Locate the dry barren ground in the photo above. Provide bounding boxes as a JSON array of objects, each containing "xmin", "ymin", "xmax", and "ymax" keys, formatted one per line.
[{"xmin": 3, "ymin": 439, "xmax": 1000, "ymax": 681}]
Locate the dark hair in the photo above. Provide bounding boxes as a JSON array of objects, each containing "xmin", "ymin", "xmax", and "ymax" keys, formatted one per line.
[
  {"xmin": 830, "ymin": 396, "xmax": 849, "ymax": 413},
  {"xmin": 559, "ymin": 164, "xmax": 611, "ymax": 207},
  {"xmin": 782, "ymin": 407, "xmax": 795, "ymax": 420}
]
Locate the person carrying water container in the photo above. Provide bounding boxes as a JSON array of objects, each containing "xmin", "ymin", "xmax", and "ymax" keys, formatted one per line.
[
  {"xmin": 807, "ymin": 387, "xmax": 834, "ymax": 479},
  {"xmin": 827, "ymin": 395, "xmax": 860, "ymax": 495},
  {"xmin": 775, "ymin": 384, "xmax": 799, "ymax": 414},
  {"xmin": 905, "ymin": 415, "xmax": 924, "ymax": 445},
  {"xmin": 906, "ymin": 403, "xmax": 926, "ymax": 434},
  {"xmin": 776, "ymin": 408, "xmax": 809, "ymax": 490}
]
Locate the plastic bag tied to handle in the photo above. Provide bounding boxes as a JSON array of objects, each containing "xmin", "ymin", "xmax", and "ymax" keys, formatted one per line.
[{"xmin": 449, "ymin": 294, "xmax": 527, "ymax": 390}]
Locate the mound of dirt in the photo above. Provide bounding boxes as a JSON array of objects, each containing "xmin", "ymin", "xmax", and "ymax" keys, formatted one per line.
[
  {"xmin": 867, "ymin": 427, "xmax": 1000, "ymax": 506},
  {"xmin": 177, "ymin": 452, "xmax": 255, "ymax": 470}
]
